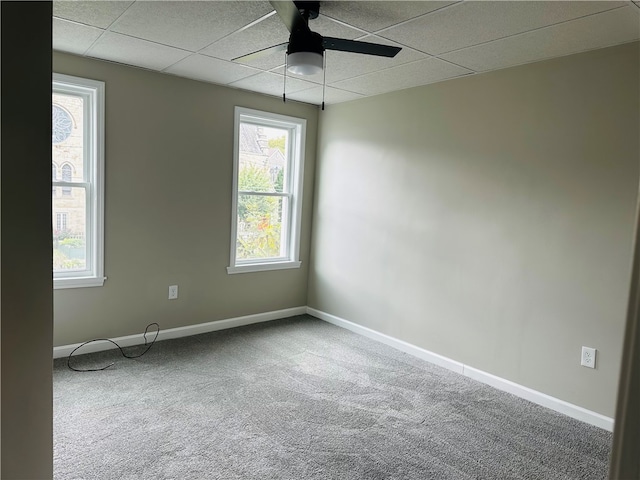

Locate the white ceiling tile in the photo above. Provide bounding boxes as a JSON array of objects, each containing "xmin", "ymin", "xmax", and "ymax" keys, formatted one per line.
[
  {"xmin": 230, "ymin": 72, "xmax": 316, "ymax": 98},
  {"xmin": 440, "ymin": 5, "xmax": 640, "ymax": 72},
  {"xmin": 320, "ymin": 1, "xmax": 457, "ymax": 32},
  {"xmin": 201, "ymin": 12, "xmax": 288, "ymax": 61},
  {"xmin": 164, "ymin": 55, "xmax": 261, "ymax": 85},
  {"xmin": 326, "ymin": 35, "xmax": 428, "ymax": 82},
  {"xmin": 286, "ymin": 86, "xmax": 365, "ymax": 106},
  {"xmin": 312, "ymin": 13, "xmax": 367, "ymax": 39},
  {"xmin": 53, "ymin": 18, "xmax": 103, "ymax": 55},
  {"xmin": 53, "ymin": 1, "xmax": 133, "ymax": 29},
  {"xmin": 235, "ymin": 48, "xmax": 288, "ymax": 71},
  {"xmin": 110, "ymin": 1, "xmax": 274, "ymax": 52},
  {"xmin": 380, "ymin": 1, "xmax": 628, "ymax": 54},
  {"xmin": 86, "ymin": 31, "xmax": 191, "ymax": 71},
  {"xmin": 332, "ymin": 58, "xmax": 473, "ymax": 96}
]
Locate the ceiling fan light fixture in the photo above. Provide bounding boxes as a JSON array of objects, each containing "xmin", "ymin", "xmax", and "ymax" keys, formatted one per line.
[{"xmin": 287, "ymin": 51, "xmax": 323, "ymax": 75}]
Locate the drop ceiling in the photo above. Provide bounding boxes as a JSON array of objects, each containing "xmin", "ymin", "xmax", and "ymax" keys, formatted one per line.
[{"xmin": 53, "ymin": 1, "xmax": 640, "ymax": 106}]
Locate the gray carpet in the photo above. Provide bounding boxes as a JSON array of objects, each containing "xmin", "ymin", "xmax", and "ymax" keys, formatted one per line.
[{"xmin": 53, "ymin": 315, "xmax": 612, "ymax": 479}]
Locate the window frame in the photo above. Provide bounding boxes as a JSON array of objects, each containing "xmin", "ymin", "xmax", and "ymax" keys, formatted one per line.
[
  {"xmin": 227, "ymin": 107, "xmax": 306, "ymax": 274},
  {"xmin": 52, "ymin": 73, "xmax": 105, "ymax": 289}
]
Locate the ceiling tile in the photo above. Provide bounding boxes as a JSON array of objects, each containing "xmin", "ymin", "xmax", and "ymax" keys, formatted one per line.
[
  {"xmin": 380, "ymin": 1, "xmax": 628, "ymax": 54},
  {"xmin": 440, "ymin": 6, "xmax": 640, "ymax": 72},
  {"xmin": 332, "ymin": 58, "xmax": 473, "ymax": 96},
  {"xmin": 229, "ymin": 72, "xmax": 316, "ymax": 98},
  {"xmin": 110, "ymin": 1, "xmax": 274, "ymax": 52},
  {"xmin": 201, "ymin": 12, "xmax": 289, "ymax": 62},
  {"xmin": 86, "ymin": 32, "xmax": 191, "ymax": 71},
  {"xmin": 312, "ymin": 13, "xmax": 368, "ymax": 39},
  {"xmin": 53, "ymin": 1, "xmax": 133, "ymax": 29},
  {"xmin": 53, "ymin": 18, "xmax": 103, "ymax": 55},
  {"xmin": 320, "ymin": 1, "xmax": 457, "ymax": 32},
  {"xmin": 235, "ymin": 48, "xmax": 288, "ymax": 71},
  {"xmin": 326, "ymin": 35, "xmax": 428, "ymax": 82},
  {"xmin": 164, "ymin": 55, "xmax": 262, "ymax": 85},
  {"xmin": 286, "ymin": 86, "xmax": 365, "ymax": 106}
]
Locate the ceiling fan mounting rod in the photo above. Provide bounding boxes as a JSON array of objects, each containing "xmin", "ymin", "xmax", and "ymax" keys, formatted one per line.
[{"xmin": 294, "ymin": 1, "xmax": 319, "ymax": 22}]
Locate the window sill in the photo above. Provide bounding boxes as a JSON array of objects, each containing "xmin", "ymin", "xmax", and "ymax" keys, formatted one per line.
[
  {"xmin": 54, "ymin": 276, "xmax": 106, "ymax": 290},
  {"xmin": 227, "ymin": 261, "xmax": 301, "ymax": 275}
]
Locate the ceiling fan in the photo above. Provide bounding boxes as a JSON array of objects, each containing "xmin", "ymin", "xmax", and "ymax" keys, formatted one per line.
[{"xmin": 233, "ymin": 1, "xmax": 402, "ymax": 76}]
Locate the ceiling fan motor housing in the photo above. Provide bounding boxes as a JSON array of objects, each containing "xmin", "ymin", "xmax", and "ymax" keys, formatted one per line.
[
  {"xmin": 286, "ymin": 29, "xmax": 324, "ymax": 75},
  {"xmin": 287, "ymin": 29, "xmax": 324, "ymax": 56}
]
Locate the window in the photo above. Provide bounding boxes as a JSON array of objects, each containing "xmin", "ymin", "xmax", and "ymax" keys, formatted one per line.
[
  {"xmin": 52, "ymin": 73, "xmax": 105, "ymax": 289},
  {"xmin": 228, "ymin": 107, "xmax": 306, "ymax": 274},
  {"xmin": 56, "ymin": 212, "xmax": 68, "ymax": 231},
  {"xmin": 61, "ymin": 164, "xmax": 72, "ymax": 195}
]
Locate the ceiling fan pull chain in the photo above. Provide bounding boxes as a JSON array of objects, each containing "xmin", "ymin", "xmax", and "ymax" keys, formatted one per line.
[
  {"xmin": 321, "ymin": 52, "xmax": 326, "ymax": 111},
  {"xmin": 283, "ymin": 52, "xmax": 288, "ymax": 103}
]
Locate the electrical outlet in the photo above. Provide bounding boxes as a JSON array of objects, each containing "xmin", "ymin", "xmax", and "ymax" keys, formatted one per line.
[
  {"xmin": 168, "ymin": 285, "xmax": 178, "ymax": 300},
  {"xmin": 581, "ymin": 346, "xmax": 596, "ymax": 369}
]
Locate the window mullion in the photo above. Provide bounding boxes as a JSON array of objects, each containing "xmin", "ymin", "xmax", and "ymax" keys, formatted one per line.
[
  {"xmin": 53, "ymin": 181, "xmax": 90, "ymax": 188},
  {"xmin": 238, "ymin": 191, "xmax": 290, "ymax": 197}
]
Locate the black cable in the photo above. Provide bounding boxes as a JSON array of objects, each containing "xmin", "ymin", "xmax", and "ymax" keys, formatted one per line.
[{"xmin": 67, "ymin": 323, "xmax": 160, "ymax": 372}]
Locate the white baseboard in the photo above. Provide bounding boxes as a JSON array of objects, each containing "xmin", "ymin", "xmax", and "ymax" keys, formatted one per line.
[
  {"xmin": 53, "ymin": 306, "xmax": 307, "ymax": 359},
  {"xmin": 306, "ymin": 307, "xmax": 615, "ymax": 432},
  {"xmin": 307, "ymin": 307, "xmax": 465, "ymax": 374},
  {"xmin": 54, "ymin": 304, "xmax": 614, "ymax": 431}
]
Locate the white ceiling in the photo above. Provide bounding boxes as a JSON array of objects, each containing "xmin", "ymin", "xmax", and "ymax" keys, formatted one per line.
[{"xmin": 53, "ymin": 1, "xmax": 640, "ymax": 106}]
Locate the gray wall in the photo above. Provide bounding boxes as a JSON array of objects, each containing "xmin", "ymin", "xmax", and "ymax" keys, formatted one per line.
[
  {"xmin": 1, "ymin": 2, "xmax": 53, "ymax": 478},
  {"xmin": 53, "ymin": 52, "xmax": 318, "ymax": 346},
  {"xmin": 309, "ymin": 42, "xmax": 640, "ymax": 417}
]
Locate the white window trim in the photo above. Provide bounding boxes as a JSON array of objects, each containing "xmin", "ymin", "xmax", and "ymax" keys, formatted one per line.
[
  {"xmin": 227, "ymin": 107, "xmax": 306, "ymax": 274},
  {"xmin": 53, "ymin": 73, "xmax": 106, "ymax": 289}
]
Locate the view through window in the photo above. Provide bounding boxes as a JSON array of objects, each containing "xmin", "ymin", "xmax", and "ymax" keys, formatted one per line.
[
  {"xmin": 52, "ymin": 73, "xmax": 105, "ymax": 288},
  {"xmin": 228, "ymin": 108, "xmax": 306, "ymax": 274}
]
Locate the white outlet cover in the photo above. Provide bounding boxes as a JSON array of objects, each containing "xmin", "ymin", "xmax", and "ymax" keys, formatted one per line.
[
  {"xmin": 581, "ymin": 346, "xmax": 596, "ymax": 369},
  {"xmin": 168, "ymin": 285, "xmax": 178, "ymax": 300}
]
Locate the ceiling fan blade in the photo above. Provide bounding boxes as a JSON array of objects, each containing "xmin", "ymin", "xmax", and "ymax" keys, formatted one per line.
[
  {"xmin": 270, "ymin": 0, "xmax": 309, "ymax": 34},
  {"xmin": 232, "ymin": 42, "xmax": 288, "ymax": 63},
  {"xmin": 323, "ymin": 37, "xmax": 402, "ymax": 58}
]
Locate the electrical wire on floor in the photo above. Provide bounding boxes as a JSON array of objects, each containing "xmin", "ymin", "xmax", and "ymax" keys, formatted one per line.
[{"xmin": 67, "ymin": 323, "xmax": 160, "ymax": 372}]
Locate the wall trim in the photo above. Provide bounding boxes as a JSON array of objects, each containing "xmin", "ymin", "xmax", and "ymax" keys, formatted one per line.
[
  {"xmin": 306, "ymin": 307, "xmax": 615, "ymax": 432},
  {"xmin": 53, "ymin": 306, "xmax": 307, "ymax": 359}
]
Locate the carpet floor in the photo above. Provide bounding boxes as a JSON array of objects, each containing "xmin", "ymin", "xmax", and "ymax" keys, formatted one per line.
[{"xmin": 53, "ymin": 315, "xmax": 612, "ymax": 479}]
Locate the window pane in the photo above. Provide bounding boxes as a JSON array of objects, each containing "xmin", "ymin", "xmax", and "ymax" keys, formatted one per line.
[
  {"xmin": 53, "ymin": 186, "xmax": 87, "ymax": 273},
  {"xmin": 61, "ymin": 164, "xmax": 72, "ymax": 195},
  {"xmin": 236, "ymin": 194, "xmax": 286, "ymax": 261},
  {"xmin": 52, "ymin": 93, "xmax": 84, "ymax": 181},
  {"xmin": 238, "ymin": 123, "xmax": 288, "ymax": 193}
]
